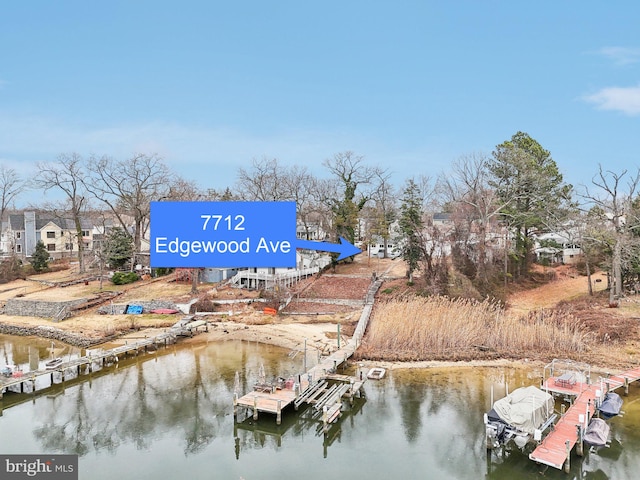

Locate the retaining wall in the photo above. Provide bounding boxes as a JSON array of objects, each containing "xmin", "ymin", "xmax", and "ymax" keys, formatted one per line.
[
  {"xmin": 0, "ymin": 324, "xmax": 106, "ymax": 348},
  {"xmin": 4, "ymin": 298, "xmax": 88, "ymax": 318}
]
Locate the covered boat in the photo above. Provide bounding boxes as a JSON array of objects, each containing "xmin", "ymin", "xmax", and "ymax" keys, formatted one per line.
[
  {"xmin": 598, "ymin": 392, "xmax": 623, "ymax": 419},
  {"xmin": 583, "ymin": 418, "xmax": 610, "ymax": 447},
  {"xmin": 45, "ymin": 358, "xmax": 63, "ymax": 370},
  {"xmin": 485, "ymin": 386, "xmax": 556, "ymax": 450}
]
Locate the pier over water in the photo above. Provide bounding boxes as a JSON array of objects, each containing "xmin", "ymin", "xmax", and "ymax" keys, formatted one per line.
[{"xmin": 233, "ymin": 278, "xmax": 383, "ymax": 427}]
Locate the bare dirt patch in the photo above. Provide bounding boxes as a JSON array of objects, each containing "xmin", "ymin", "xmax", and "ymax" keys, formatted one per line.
[
  {"xmin": 297, "ymin": 276, "xmax": 371, "ymax": 300},
  {"xmin": 506, "ymin": 267, "xmax": 608, "ymax": 314}
]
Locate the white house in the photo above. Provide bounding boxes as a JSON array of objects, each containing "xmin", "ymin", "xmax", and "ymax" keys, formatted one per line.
[{"xmin": 535, "ymin": 231, "xmax": 582, "ymax": 264}]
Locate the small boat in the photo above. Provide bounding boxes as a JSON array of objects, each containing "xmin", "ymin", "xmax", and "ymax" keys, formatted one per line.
[
  {"xmin": 485, "ymin": 385, "xmax": 557, "ymax": 451},
  {"xmin": 45, "ymin": 358, "xmax": 63, "ymax": 370},
  {"xmin": 583, "ymin": 417, "xmax": 610, "ymax": 447},
  {"xmin": 367, "ymin": 367, "xmax": 386, "ymax": 380},
  {"xmin": 1, "ymin": 365, "xmax": 13, "ymax": 377},
  {"xmin": 598, "ymin": 392, "xmax": 623, "ymax": 419},
  {"xmin": 149, "ymin": 308, "xmax": 179, "ymax": 314}
]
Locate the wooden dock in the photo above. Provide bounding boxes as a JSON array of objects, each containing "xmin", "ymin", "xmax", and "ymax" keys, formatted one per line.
[
  {"xmin": 234, "ymin": 378, "xmax": 310, "ymax": 425},
  {"xmin": 234, "ymin": 278, "xmax": 382, "ymax": 427},
  {"xmin": 529, "ymin": 363, "xmax": 640, "ymax": 472},
  {"xmin": 0, "ymin": 320, "xmax": 205, "ymax": 399},
  {"xmin": 601, "ymin": 365, "xmax": 640, "ymax": 395},
  {"xmin": 529, "ymin": 382, "xmax": 597, "ymax": 471}
]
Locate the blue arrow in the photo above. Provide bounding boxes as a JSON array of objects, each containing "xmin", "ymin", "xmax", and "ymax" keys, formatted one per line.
[{"xmin": 295, "ymin": 237, "xmax": 361, "ymax": 261}]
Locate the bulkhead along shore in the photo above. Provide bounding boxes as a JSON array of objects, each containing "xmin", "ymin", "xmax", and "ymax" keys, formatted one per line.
[{"xmin": 1, "ymin": 253, "xmax": 639, "ymax": 375}]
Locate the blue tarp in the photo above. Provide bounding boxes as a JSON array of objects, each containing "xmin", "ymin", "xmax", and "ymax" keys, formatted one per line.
[{"xmin": 126, "ymin": 305, "xmax": 143, "ymax": 314}]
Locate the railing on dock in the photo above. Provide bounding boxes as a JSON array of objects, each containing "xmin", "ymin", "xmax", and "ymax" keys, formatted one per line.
[
  {"xmin": 233, "ymin": 277, "xmax": 383, "ymax": 427},
  {"xmin": 529, "ymin": 362, "xmax": 640, "ymax": 472}
]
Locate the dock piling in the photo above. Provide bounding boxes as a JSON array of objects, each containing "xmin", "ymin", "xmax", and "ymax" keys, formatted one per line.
[
  {"xmin": 624, "ymin": 377, "xmax": 629, "ymax": 396},
  {"xmin": 233, "ymin": 393, "xmax": 238, "ymax": 419},
  {"xmin": 576, "ymin": 424, "xmax": 584, "ymax": 456},
  {"xmin": 276, "ymin": 400, "xmax": 282, "ymax": 425}
]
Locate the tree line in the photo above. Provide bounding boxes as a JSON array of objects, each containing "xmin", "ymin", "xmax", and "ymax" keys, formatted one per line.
[{"xmin": 1, "ymin": 131, "xmax": 639, "ymax": 302}]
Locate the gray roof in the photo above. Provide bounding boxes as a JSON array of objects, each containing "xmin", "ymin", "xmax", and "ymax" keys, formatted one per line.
[
  {"xmin": 8, "ymin": 214, "xmax": 24, "ymax": 230},
  {"xmin": 7, "ymin": 212, "xmax": 93, "ymax": 231}
]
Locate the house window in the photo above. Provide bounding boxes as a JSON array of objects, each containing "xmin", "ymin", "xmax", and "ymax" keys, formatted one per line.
[
  {"xmin": 16, "ymin": 232, "xmax": 21, "ymax": 239},
  {"xmin": 83, "ymin": 242, "xmax": 90, "ymax": 249},
  {"xmin": 47, "ymin": 244, "xmax": 56, "ymax": 252},
  {"xmin": 46, "ymin": 231, "xmax": 56, "ymax": 238},
  {"xmin": 81, "ymin": 230, "xmax": 90, "ymax": 237},
  {"xmin": 16, "ymin": 245, "xmax": 22, "ymax": 253},
  {"xmin": 65, "ymin": 243, "xmax": 73, "ymax": 250}
]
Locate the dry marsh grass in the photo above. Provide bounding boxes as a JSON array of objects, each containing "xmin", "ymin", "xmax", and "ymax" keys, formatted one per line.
[{"xmin": 359, "ymin": 296, "xmax": 591, "ymax": 361}]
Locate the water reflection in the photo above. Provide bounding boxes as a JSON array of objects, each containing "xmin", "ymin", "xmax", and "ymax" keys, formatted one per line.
[
  {"xmin": 2, "ymin": 335, "xmax": 640, "ymax": 480},
  {"xmin": 233, "ymin": 392, "xmax": 366, "ymax": 460}
]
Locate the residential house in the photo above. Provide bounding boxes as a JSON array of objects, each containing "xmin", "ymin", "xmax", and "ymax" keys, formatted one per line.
[
  {"xmin": 368, "ymin": 235, "xmax": 401, "ymax": 258},
  {"xmin": 535, "ymin": 231, "xmax": 582, "ymax": 265},
  {"xmin": 1, "ymin": 211, "xmax": 94, "ymax": 260},
  {"xmin": 226, "ymin": 250, "xmax": 331, "ymax": 290}
]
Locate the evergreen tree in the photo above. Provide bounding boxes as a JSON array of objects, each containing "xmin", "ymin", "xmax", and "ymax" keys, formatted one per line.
[
  {"xmin": 103, "ymin": 227, "xmax": 134, "ymax": 270},
  {"xmin": 31, "ymin": 241, "xmax": 50, "ymax": 273},
  {"xmin": 487, "ymin": 131, "xmax": 572, "ymax": 278},
  {"xmin": 399, "ymin": 179, "xmax": 424, "ymax": 282}
]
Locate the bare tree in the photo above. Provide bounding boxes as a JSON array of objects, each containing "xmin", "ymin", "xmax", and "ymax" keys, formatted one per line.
[
  {"xmin": 165, "ymin": 176, "xmax": 206, "ymax": 202},
  {"xmin": 367, "ymin": 169, "xmax": 396, "ymax": 258},
  {"xmin": 159, "ymin": 176, "xmax": 205, "ymax": 294},
  {"xmin": 280, "ymin": 164, "xmax": 323, "ymax": 241},
  {"xmin": 236, "ymin": 157, "xmax": 289, "ymax": 201},
  {"xmin": 86, "ymin": 154, "xmax": 174, "ymax": 265},
  {"xmin": 439, "ymin": 153, "xmax": 514, "ymax": 287},
  {"xmin": 32, "ymin": 153, "xmax": 89, "ymax": 273},
  {"xmin": 580, "ymin": 165, "xmax": 640, "ymax": 304},
  {"xmin": 322, "ymin": 151, "xmax": 379, "ymax": 245},
  {"xmin": 236, "ymin": 159, "xmax": 326, "ymax": 243},
  {"xmin": 0, "ymin": 164, "xmax": 27, "ymax": 222}
]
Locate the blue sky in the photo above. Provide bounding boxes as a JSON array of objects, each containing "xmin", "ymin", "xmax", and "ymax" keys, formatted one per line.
[{"xmin": 1, "ymin": 1, "xmax": 639, "ymax": 205}]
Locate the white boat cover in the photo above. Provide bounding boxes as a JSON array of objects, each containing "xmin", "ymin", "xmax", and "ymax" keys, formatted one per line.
[{"xmin": 492, "ymin": 386, "xmax": 555, "ymax": 434}]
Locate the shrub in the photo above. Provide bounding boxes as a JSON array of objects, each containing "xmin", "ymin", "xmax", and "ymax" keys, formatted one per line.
[
  {"xmin": 0, "ymin": 256, "xmax": 26, "ymax": 283},
  {"xmin": 111, "ymin": 271, "xmax": 140, "ymax": 285},
  {"xmin": 154, "ymin": 267, "xmax": 174, "ymax": 277},
  {"xmin": 30, "ymin": 241, "xmax": 50, "ymax": 273}
]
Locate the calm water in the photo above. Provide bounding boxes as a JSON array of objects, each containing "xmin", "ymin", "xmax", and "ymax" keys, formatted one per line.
[{"xmin": 1, "ymin": 334, "xmax": 640, "ymax": 480}]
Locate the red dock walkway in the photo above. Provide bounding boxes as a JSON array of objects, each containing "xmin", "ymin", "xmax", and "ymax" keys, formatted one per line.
[
  {"xmin": 601, "ymin": 365, "xmax": 640, "ymax": 393},
  {"xmin": 529, "ymin": 382, "xmax": 596, "ymax": 470},
  {"xmin": 530, "ymin": 364, "xmax": 640, "ymax": 471}
]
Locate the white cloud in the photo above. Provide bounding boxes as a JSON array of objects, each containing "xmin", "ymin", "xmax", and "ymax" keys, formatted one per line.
[
  {"xmin": 583, "ymin": 85, "xmax": 640, "ymax": 116},
  {"xmin": 596, "ymin": 47, "xmax": 640, "ymax": 66}
]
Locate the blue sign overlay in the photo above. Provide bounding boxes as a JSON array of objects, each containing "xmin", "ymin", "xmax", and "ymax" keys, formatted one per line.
[{"xmin": 150, "ymin": 201, "xmax": 298, "ymax": 268}]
